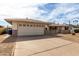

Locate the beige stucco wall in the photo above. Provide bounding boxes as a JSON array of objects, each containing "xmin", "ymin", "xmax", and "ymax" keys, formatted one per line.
[
  {"xmin": 12, "ymin": 22, "xmax": 18, "ymax": 30},
  {"xmin": 12, "ymin": 22, "xmax": 18, "ymax": 36}
]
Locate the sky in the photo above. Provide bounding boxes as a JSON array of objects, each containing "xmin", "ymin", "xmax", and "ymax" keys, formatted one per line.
[{"xmin": 0, "ymin": 1, "xmax": 79, "ymax": 26}]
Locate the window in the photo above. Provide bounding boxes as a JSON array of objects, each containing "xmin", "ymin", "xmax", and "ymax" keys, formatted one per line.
[
  {"xmin": 38, "ymin": 24, "xmax": 41, "ymax": 27},
  {"xmin": 34, "ymin": 24, "xmax": 40, "ymax": 27},
  {"xmin": 27, "ymin": 24, "xmax": 29, "ymax": 27},
  {"xmin": 42, "ymin": 24, "xmax": 44, "ymax": 27},
  {"xmin": 34, "ymin": 24, "xmax": 36, "ymax": 27},
  {"xmin": 19, "ymin": 24, "xmax": 22, "ymax": 26},
  {"xmin": 65, "ymin": 27, "xmax": 69, "ymax": 30},
  {"xmin": 30, "ymin": 24, "xmax": 32, "ymax": 27},
  {"xmin": 33, "ymin": 24, "xmax": 35, "ymax": 27},
  {"xmin": 23, "ymin": 24, "xmax": 26, "ymax": 27},
  {"xmin": 40, "ymin": 24, "xmax": 42, "ymax": 27},
  {"xmin": 37, "ymin": 24, "xmax": 40, "ymax": 27},
  {"xmin": 36, "ymin": 24, "xmax": 38, "ymax": 27},
  {"xmin": 50, "ymin": 26, "xmax": 57, "ymax": 30},
  {"xmin": 35, "ymin": 24, "xmax": 38, "ymax": 27},
  {"xmin": 32, "ymin": 24, "xmax": 34, "ymax": 27},
  {"xmin": 55, "ymin": 27, "xmax": 57, "ymax": 30}
]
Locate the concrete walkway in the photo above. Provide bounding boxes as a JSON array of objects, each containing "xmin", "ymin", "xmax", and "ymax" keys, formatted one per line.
[
  {"xmin": 0, "ymin": 34, "xmax": 10, "ymax": 42},
  {"xmin": 14, "ymin": 36, "xmax": 79, "ymax": 56}
]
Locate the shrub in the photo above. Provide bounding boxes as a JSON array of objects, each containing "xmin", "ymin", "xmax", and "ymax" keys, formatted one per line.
[
  {"xmin": 74, "ymin": 29, "xmax": 79, "ymax": 33},
  {"xmin": 0, "ymin": 28, "xmax": 6, "ymax": 35}
]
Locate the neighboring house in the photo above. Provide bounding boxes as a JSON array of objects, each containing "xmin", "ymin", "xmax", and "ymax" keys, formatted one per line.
[
  {"xmin": 0, "ymin": 25, "xmax": 5, "ymax": 34},
  {"xmin": 5, "ymin": 18, "xmax": 70, "ymax": 36},
  {"xmin": 48, "ymin": 24, "xmax": 70, "ymax": 34},
  {"xmin": 0, "ymin": 25, "xmax": 4, "ymax": 28}
]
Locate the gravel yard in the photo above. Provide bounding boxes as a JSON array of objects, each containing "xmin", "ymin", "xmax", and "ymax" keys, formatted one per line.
[
  {"xmin": 59, "ymin": 33, "xmax": 79, "ymax": 43},
  {"xmin": 0, "ymin": 34, "xmax": 16, "ymax": 56}
]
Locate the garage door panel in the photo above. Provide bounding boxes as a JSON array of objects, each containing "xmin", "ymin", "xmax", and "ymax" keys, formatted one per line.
[{"xmin": 18, "ymin": 27, "xmax": 44, "ymax": 36}]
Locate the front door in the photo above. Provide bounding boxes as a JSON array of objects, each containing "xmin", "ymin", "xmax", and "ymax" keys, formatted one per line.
[{"xmin": 44, "ymin": 28, "xmax": 48, "ymax": 35}]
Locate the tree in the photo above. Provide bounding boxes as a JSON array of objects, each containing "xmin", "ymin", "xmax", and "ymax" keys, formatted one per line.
[{"xmin": 73, "ymin": 18, "xmax": 78, "ymax": 26}]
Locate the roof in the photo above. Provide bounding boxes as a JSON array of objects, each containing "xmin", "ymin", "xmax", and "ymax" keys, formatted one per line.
[{"xmin": 5, "ymin": 18, "xmax": 49, "ymax": 24}]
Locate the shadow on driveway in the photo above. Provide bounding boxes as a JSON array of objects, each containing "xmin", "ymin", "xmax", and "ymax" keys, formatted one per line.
[
  {"xmin": 2, "ymin": 34, "xmax": 63, "ymax": 43},
  {"xmin": 2, "ymin": 36, "xmax": 16, "ymax": 43}
]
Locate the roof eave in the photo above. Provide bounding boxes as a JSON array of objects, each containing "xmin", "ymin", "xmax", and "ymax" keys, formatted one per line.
[
  {"xmin": 5, "ymin": 19, "xmax": 12, "ymax": 24},
  {"xmin": 5, "ymin": 19, "xmax": 49, "ymax": 24}
]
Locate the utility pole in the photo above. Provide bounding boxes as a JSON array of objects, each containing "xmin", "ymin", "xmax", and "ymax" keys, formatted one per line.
[{"xmin": 68, "ymin": 20, "xmax": 71, "ymax": 33}]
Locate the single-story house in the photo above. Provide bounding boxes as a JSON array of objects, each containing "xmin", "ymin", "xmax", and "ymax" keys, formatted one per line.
[
  {"xmin": 5, "ymin": 18, "xmax": 70, "ymax": 36},
  {"xmin": 48, "ymin": 24, "xmax": 70, "ymax": 34}
]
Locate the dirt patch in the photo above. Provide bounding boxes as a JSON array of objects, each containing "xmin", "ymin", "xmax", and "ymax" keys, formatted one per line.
[
  {"xmin": 59, "ymin": 33, "xmax": 79, "ymax": 43},
  {"xmin": 0, "ymin": 34, "xmax": 16, "ymax": 56}
]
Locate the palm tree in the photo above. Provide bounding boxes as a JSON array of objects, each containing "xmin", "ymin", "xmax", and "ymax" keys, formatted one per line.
[{"xmin": 73, "ymin": 19, "xmax": 78, "ymax": 26}]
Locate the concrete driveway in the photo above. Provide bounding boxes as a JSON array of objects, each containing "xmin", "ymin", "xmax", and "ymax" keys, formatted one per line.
[{"xmin": 14, "ymin": 35, "xmax": 79, "ymax": 56}]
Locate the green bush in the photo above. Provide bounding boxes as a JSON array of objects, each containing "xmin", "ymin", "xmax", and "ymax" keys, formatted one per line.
[
  {"xmin": 74, "ymin": 29, "xmax": 79, "ymax": 33},
  {"xmin": 0, "ymin": 28, "xmax": 6, "ymax": 35}
]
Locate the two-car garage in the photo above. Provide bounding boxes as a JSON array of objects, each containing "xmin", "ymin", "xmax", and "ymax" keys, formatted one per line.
[{"xmin": 17, "ymin": 23, "xmax": 45, "ymax": 36}]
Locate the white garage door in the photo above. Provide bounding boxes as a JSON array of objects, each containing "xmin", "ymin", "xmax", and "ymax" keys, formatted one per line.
[{"xmin": 18, "ymin": 26, "xmax": 44, "ymax": 36}]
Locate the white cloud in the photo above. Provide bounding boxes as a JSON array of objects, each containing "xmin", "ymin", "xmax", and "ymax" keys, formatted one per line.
[
  {"xmin": 46, "ymin": 4, "xmax": 79, "ymax": 24},
  {"xmin": 0, "ymin": 2, "xmax": 79, "ymax": 25},
  {"xmin": 0, "ymin": 0, "xmax": 47, "ymax": 27},
  {"xmin": 0, "ymin": 0, "xmax": 43, "ymax": 19}
]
